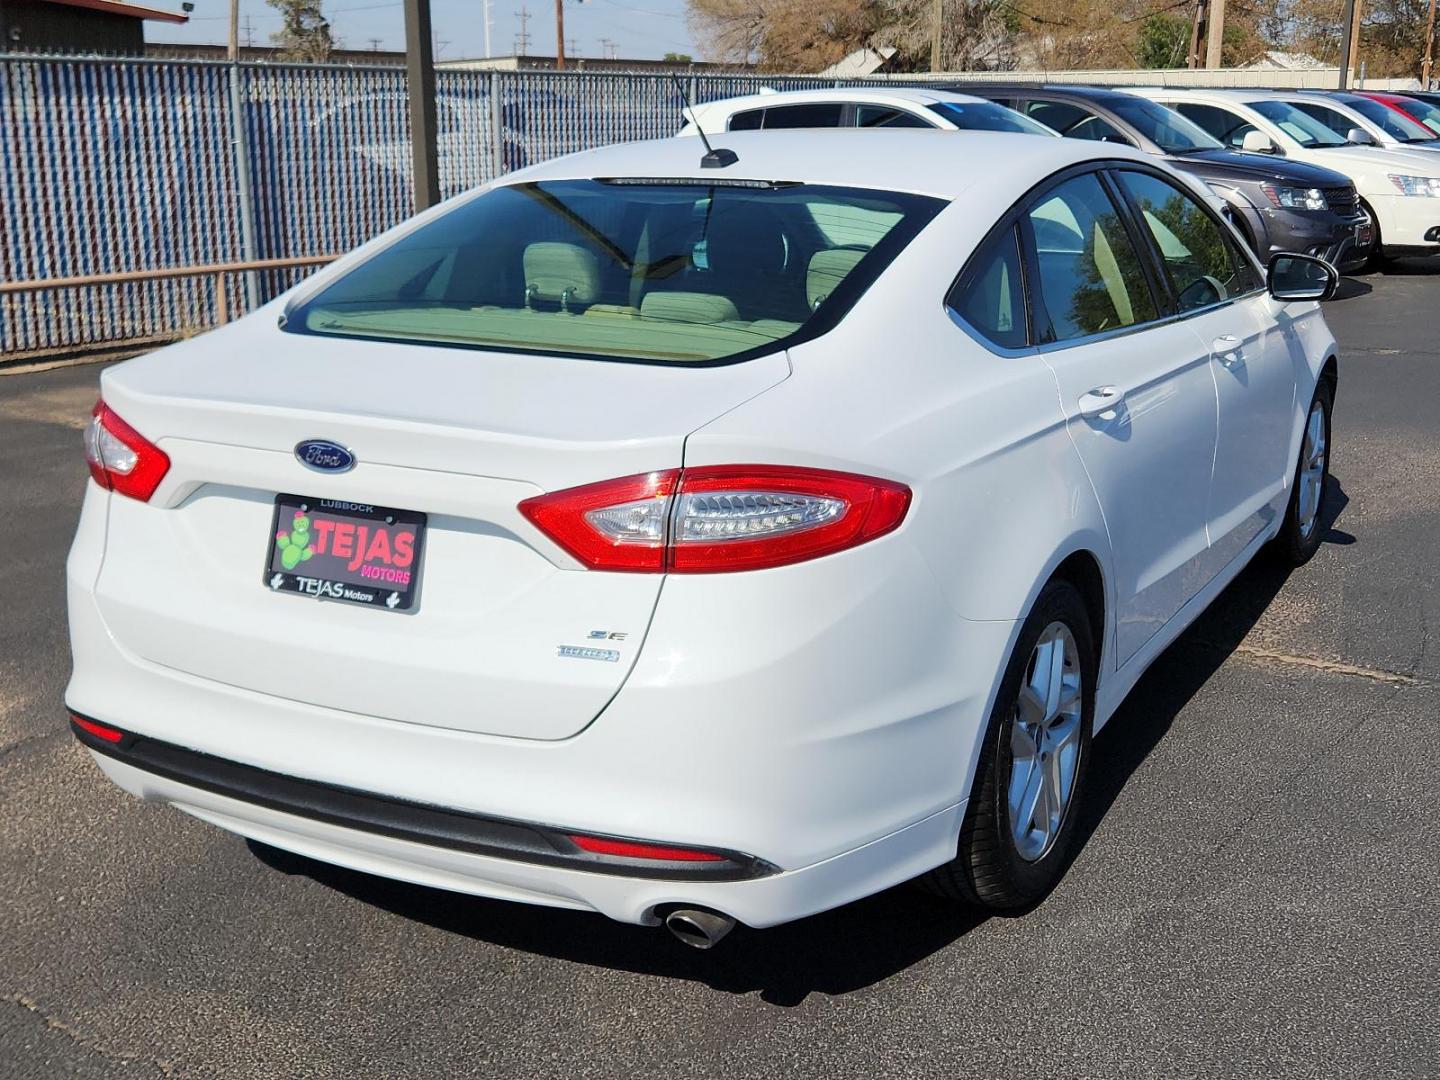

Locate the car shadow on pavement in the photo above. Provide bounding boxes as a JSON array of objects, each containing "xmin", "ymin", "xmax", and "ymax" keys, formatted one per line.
[
  {"xmin": 248, "ymin": 479, "xmax": 1351, "ymax": 1006},
  {"xmin": 1331, "ymin": 278, "xmax": 1372, "ymax": 302}
]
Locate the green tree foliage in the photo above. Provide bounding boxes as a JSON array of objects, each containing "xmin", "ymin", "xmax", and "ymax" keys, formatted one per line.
[
  {"xmin": 267, "ymin": 0, "xmax": 334, "ymax": 63},
  {"xmin": 1135, "ymin": 12, "xmax": 1192, "ymax": 68}
]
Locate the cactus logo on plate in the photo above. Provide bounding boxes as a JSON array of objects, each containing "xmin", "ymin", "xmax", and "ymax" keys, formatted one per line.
[{"xmin": 295, "ymin": 439, "xmax": 355, "ymax": 473}]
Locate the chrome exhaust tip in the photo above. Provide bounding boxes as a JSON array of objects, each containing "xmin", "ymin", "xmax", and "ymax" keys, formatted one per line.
[{"xmin": 663, "ymin": 908, "xmax": 736, "ymax": 949}]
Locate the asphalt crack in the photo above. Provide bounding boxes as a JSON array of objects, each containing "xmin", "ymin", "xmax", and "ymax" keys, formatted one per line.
[
  {"xmin": 4, "ymin": 992, "xmax": 177, "ymax": 1076},
  {"xmin": 1222, "ymin": 642, "xmax": 1429, "ymax": 687}
]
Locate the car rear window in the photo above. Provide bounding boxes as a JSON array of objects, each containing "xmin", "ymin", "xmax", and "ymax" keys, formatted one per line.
[{"xmin": 285, "ymin": 179, "xmax": 943, "ymax": 364}]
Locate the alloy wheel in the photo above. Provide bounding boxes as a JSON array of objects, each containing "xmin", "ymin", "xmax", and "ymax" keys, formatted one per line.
[{"xmin": 1006, "ymin": 622, "xmax": 1083, "ymax": 863}]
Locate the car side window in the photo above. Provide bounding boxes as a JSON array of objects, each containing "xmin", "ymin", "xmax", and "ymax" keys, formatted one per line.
[
  {"xmin": 854, "ymin": 105, "xmax": 933, "ymax": 128},
  {"xmin": 1174, "ymin": 102, "xmax": 1255, "ymax": 148},
  {"xmin": 1024, "ymin": 173, "xmax": 1158, "ymax": 343},
  {"xmin": 1292, "ymin": 101, "xmax": 1354, "ymax": 136},
  {"xmin": 1115, "ymin": 170, "xmax": 1264, "ymax": 312},
  {"xmin": 728, "ymin": 109, "xmax": 764, "ymax": 131},
  {"xmin": 757, "ymin": 103, "xmax": 845, "ymax": 129},
  {"xmin": 1025, "ymin": 101, "xmax": 1128, "ymax": 144},
  {"xmin": 948, "ymin": 224, "xmax": 1027, "ymax": 350}
]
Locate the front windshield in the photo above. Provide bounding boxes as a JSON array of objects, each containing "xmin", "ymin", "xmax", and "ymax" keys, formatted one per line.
[
  {"xmin": 1392, "ymin": 95, "xmax": 1440, "ymax": 136},
  {"xmin": 1247, "ymin": 100, "xmax": 1348, "ymax": 148},
  {"xmin": 286, "ymin": 180, "xmax": 943, "ymax": 364},
  {"xmin": 928, "ymin": 101, "xmax": 1057, "ymax": 136},
  {"xmin": 1106, "ymin": 96, "xmax": 1222, "ymax": 153},
  {"xmin": 1346, "ymin": 96, "xmax": 1436, "ymax": 142}
]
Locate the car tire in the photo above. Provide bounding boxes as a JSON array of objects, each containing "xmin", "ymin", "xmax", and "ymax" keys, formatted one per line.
[
  {"xmin": 1358, "ymin": 201, "xmax": 1384, "ymax": 272},
  {"xmin": 1273, "ymin": 379, "xmax": 1333, "ymax": 566},
  {"xmin": 922, "ymin": 578, "xmax": 1096, "ymax": 912}
]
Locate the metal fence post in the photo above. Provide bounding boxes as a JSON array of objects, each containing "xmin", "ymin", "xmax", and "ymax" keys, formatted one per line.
[
  {"xmin": 227, "ymin": 62, "xmax": 260, "ymax": 313},
  {"xmin": 489, "ymin": 70, "xmax": 503, "ymax": 179}
]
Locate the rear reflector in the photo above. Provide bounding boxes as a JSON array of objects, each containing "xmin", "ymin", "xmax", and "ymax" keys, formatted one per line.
[
  {"xmin": 568, "ymin": 834, "xmax": 726, "ymax": 862},
  {"xmin": 84, "ymin": 401, "xmax": 170, "ymax": 502},
  {"xmin": 70, "ymin": 714, "xmax": 125, "ymax": 743},
  {"xmin": 520, "ymin": 465, "xmax": 910, "ymax": 573}
]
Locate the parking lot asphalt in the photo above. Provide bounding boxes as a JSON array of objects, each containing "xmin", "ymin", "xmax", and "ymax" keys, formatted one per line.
[{"xmin": 2, "ymin": 263, "xmax": 1438, "ymax": 1080}]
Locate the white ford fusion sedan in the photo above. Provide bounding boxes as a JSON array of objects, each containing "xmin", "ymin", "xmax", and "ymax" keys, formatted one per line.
[{"xmin": 67, "ymin": 130, "xmax": 1339, "ymax": 948}]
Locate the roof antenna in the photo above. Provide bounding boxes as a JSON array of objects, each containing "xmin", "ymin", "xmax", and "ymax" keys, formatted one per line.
[{"xmin": 672, "ymin": 72, "xmax": 738, "ymax": 169}]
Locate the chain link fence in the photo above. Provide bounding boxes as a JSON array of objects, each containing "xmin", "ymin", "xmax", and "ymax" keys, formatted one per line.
[
  {"xmin": 0, "ymin": 57, "xmax": 908, "ymax": 361},
  {"xmin": 0, "ymin": 55, "xmax": 1386, "ymax": 362}
]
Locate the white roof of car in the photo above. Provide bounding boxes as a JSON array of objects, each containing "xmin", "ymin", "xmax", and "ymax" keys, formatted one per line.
[
  {"xmin": 683, "ymin": 86, "xmax": 995, "ymax": 126},
  {"xmin": 1126, "ymin": 87, "xmax": 1278, "ymax": 103},
  {"xmin": 501, "ymin": 129, "xmax": 1154, "ymax": 202}
]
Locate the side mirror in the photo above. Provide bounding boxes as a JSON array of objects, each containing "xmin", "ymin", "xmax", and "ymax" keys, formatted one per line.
[
  {"xmin": 1241, "ymin": 130, "xmax": 1276, "ymax": 153},
  {"xmin": 1268, "ymin": 253, "xmax": 1338, "ymax": 302},
  {"xmin": 1346, "ymin": 127, "xmax": 1375, "ymax": 145}
]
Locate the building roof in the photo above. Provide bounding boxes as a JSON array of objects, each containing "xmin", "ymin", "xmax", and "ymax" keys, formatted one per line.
[{"xmin": 35, "ymin": 0, "xmax": 188, "ymax": 23}]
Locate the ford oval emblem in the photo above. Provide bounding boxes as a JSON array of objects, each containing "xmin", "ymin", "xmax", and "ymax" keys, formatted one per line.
[{"xmin": 295, "ymin": 439, "xmax": 355, "ymax": 473}]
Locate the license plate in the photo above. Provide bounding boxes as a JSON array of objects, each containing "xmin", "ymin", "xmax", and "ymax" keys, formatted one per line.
[
  {"xmin": 264, "ymin": 495, "xmax": 426, "ymax": 611},
  {"xmin": 1357, "ymin": 222, "xmax": 1373, "ymax": 246}
]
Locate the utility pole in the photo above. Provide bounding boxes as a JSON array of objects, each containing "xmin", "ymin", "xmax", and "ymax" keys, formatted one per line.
[
  {"xmin": 403, "ymin": 0, "xmax": 440, "ymax": 211},
  {"xmin": 1337, "ymin": 0, "xmax": 1357, "ymax": 88},
  {"xmin": 554, "ymin": 0, "xmax": 565, "ymax": 69},
  {"xmin": 1424, "ymin": 0, "xmax": 1437, "ymax": 87},
  {"xmin": 1187, "ymin": 0, "xmax": 1204, "ymax": 69},
  {"xmin": 368, "ymin": 37, "xmax": 382, "ymax": 50},
  {"xmin": 930, "ymin": 0, "xmax": 943, "ymax": 72},
  {"xmin": 243, "ymin": 16, "xmax": 254, "ymax": 47},
  {"xmin": 228, "ymin": 0, "xmax": 239, "ymax": 60},
  {"xmin": 1346, "ymin": 0, "xmax": 1364, "ymax": 85},
  {"xmin": 1204, "ymin": 0, "xmax": 1225, "ymax": 69},
  {"xmin": 599, "ymin": 36, "xmax": 614, "ymax": 60}
]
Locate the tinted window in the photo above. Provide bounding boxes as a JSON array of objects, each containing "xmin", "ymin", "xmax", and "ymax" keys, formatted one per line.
[
  {"xmin": 949, "ymin": 225, "xmax": 1027, "ymax": 349},
  {"xmin": 1025, "ymin": 173, "xmax": 1157, "ymax": 342},
  {"xmin": 1291, "ymin": 101, "xmax": 1368, "ymax": 140},
  {"xmin": 855, "ymin": 105, "xmax": 933, "ymax": 128},
  {"xmin": 1174, "ymin": 102, "xmax": 1257, "ymax": 147},
  {"xmin": 287, "ymin": 180, "xmax": 943, "ymax": 364},
  {"xmin": 1343, "ymin": 96, "xmax": 1435, "ymax": 141},
  {"xmin": 1025, "ymin": 101, "xmax": 1129, "ymax": 144},
  {"xmin": 1105, "ymin": 96, "xmax": 1222, "ymax": 153},
  {"xmin": 728, "ymin": 109, "xmax": 764, "ymax": 131},
  {"xmin": 760, "ymin": 103, "xmax": 846, "ymax": 129},
  {"xmin": 1247, "ymin": 100, "xmax": 1348, "ymax": 147},
  {"xmin": 927, "ymin": 101, "xmax": 1056, "ymax": 136},
  {"xmin": 1116, "ymin": 170, "xmax": 1263, "ymax": 312},
  {"xmin": 1392, "ymin": 95, "xmax": 1440, "ymax": 135}
]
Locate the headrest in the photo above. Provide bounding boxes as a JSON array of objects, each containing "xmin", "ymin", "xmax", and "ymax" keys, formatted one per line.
[
  {"xmin": 640, "ymin": 291, "xmax": 741, "ymax": 324},
  {"xmin": 807, "ymin": 247, "xmax": 867, "ymax": 309},
  {"xmin": 523, "ymin": 242, "xmax": 600, "ymax": 307}
]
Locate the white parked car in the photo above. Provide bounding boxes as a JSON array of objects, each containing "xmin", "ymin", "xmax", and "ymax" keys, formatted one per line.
[
  {"xmin": 68, "ymin": 131, "xmax": 1340, "ymax": 948},
  {"xmin": 1273, "ymin": 90, "xmax": 1440, "ymax": 155},
  {"xmin": 1128, "ymin": 87, "xmax": 1440, "ymax": 260},
  {"xmin": 677, "ymin": 86, "xmax": 1058, "ymax": 138}
]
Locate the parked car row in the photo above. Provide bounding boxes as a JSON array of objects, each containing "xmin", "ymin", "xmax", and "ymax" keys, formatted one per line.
[
  {"xmin": 68, "ymin": 88, "xmax": 1373, "ymax": 948},
  {"xmin": 681, "ymin": 83, "xmax": 1440, "ymax": 268}
]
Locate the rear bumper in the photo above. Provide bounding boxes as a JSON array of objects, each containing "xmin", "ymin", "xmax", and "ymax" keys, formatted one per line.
[{"xmin": 84, "ymin": 749, "xmax": 966, "ymax": 928}]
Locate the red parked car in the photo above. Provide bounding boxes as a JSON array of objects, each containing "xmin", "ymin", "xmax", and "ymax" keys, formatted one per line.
[{"xmin": 1356, "ymin": 91, "xmax": 1440, "ymax": 137}]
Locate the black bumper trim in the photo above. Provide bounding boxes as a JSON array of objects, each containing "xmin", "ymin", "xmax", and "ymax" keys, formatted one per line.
[{"xmin": 69, "ymin": 715, "xmax": 775, "ymax": 882}]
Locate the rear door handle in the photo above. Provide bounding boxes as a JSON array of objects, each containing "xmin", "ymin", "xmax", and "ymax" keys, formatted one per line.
[
  {"xmin": 1077, "ymin": 386, "xmax": 1124, "ymax": 419},
  {"xmin": 1212, "ymin": 334, "xmax": 1244, "ymax": 366}
]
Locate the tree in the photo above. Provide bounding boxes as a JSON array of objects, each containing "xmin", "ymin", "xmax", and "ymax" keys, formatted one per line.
[
  {"xmin": 1135, "ymin": 12, "xmax": 1191, "ymax": 68},
  {"xmin": 686, "ymin": 0, "xmax": 884, "ymax": 71},
  {"xmin": 267, "ymin": 0, "xmax": 334, "ymax": 62},
  {"xmin": 663, "ymin": 51, "xmax": 695, "ymax": 62}
]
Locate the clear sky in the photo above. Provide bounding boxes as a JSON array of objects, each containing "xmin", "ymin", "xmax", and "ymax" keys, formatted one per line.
[{"xmin": 149, "ymin": 0, "xmax": 703, "ymax": 61}]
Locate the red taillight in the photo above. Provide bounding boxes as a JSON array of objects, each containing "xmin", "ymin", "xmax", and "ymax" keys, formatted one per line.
[
  {"xmin": 520, "ymin": 465, "xmax": 911, "ymax": 574},
  {"xmin": 568, "ymin": 834, "xmax": 726, "ymax": 862},
  {"xmin": 83, "ymin": 401, "xmax": 170, "ymax": 502},
  {"xmin": 70, "ymin": 714, "xmax": 124, "ymax": 743}
]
